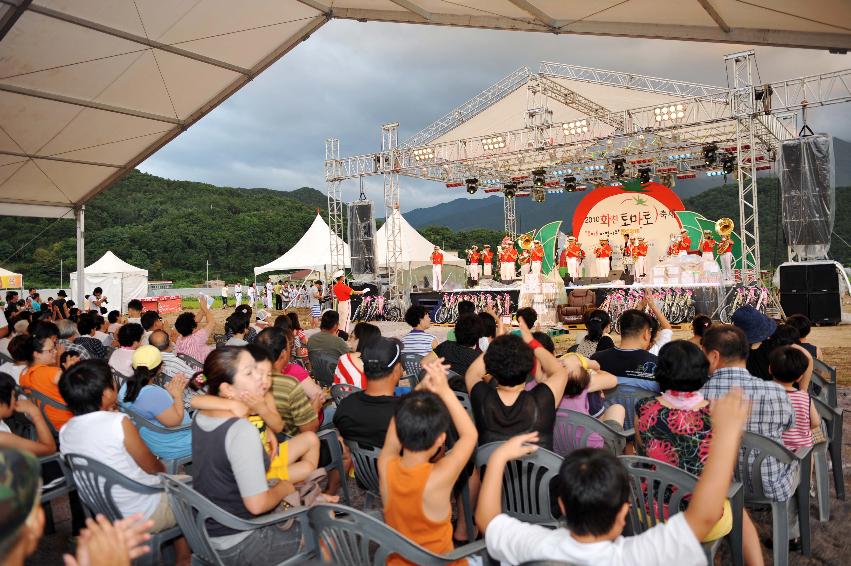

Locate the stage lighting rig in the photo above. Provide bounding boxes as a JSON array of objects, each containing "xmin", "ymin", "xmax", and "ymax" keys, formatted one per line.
[
  {"xmin": 531, "ymin": 168, "xmax": 546, "ymax": 188},
  {"xmin": 465, "ymin": 178, "xmax": 479, "ymax": 194},
  {"xmin": 702, "ymin": 144, "xmax": 718, "ymax": 167},
  {"xmin": 638, "ymin": 167, "xmax": 652, "ymax": 184},
  {"xmin": 531, "ymin": 187, "xmax": 546, "ymax": 203},
  {"xmin": 503, "ymin": 183, "xmax": 517, "ymax": 198},
  {"xmin": 612, "ymin": 158, "xmax": 626, "ymax": 178},
  {"xmin": 563, "ymin": 176, "xmax": 577, "ymax": 192},
  {"xmin": 721, "ymin": 155, "xmax": 736, "ymax": 175}
]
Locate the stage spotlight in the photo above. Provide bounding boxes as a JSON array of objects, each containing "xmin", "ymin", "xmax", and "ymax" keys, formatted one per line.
[
  {"xmin": 532, "ymin": 168, "xmax": 546, "ymax": 188},
  {"xmin": 503, "ymin": 183, "xmax": 517, "ymax": 198},
  {"xmin": 638, "ymin": 167, "xmax": 652, "ymax": 184},
  {"xmin": 465, "ymin": 178, "xmax": 478, "ymax": 194},
  {"xmin": 702, "ymin": 144, "xmax": 718, "ymax": 167},
  {"xmin": 660, "ymin": 173, "xmax": 676, "ymax": 188},
  {"xmin": 412, "ymin": 147, "xmax": 434, "ymax": 161},
  {"xmin": 563, "ymin": 176, "xmax": 577, "ymax": 191},
  {"xmin": 721, "ymin": 155, "xmax": 736, "ymax": 175},
  {"xmin": 612, "ymin": 158, "xmax": 626, "ymax": 178},
  {"xmin": 531, "ymin": 187, "xmax": 546, "ymax": 203}
]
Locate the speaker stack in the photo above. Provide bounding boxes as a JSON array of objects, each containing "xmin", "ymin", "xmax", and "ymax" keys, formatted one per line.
[
  {"xmin": 347, "ymin": 201, "xmax": 377, "ymax": 276},
  {"xmin": 779, "ymin": 262, "xmax": 841, "ymax": 325}
]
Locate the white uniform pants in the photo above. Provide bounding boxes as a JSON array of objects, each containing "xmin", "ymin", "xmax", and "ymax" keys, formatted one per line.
[
  {"xmin": 432, "ymin": 264, "xmax": 442, "ymax": 290},
  {"xmin": 567, "ymin": 258, "xmax": 580, "ymax": 279},
  {"xmin": 520, "ymin": 263, "xmax": 531, "ymax": 277},
  {"xmin": 500, "ymin": 262, "xmax": 514, "ymax": 281},
  {"xmin": 234, "ymin": 292, "xmax": 242, "ymax": 305},
  {"xmin": 469, "ymin": 265, "xmax": 480, "ymax": 281},
  {"xmin": 531, "ymin": 260, "xmax": 542, "ymax": 276},
  {"xmin": 338, "ymin": 299, "xmax": 351, "ymax": 333},
  {"xmin": 720, "ymin": 252, "xmax": 733, "ymax": 281},
  {"xmin": 483, "ymin": 263, "xmax": 492, "ymax": 278},
  {"xmin": 596, "ymin": 257, "xmax": 609, "ymax": 278},
  {"xmin": 635, "ymin": 257, "xmax": 646, "ymax": 278}
]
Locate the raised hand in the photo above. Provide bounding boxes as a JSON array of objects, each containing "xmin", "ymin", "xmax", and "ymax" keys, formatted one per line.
[
  {"xmin": 494, "ymin": 432, "xmax": 540, "ymax": 461},
  {"xmin": 418, "ymin": 357, "xmax": 452, "ymax": 394},
  {"xmin": 63, "ymin": 513, "xmax": 153, "ymax": 566},
  {"xmin": 710, "ymin": 387, "xmax": 750, "ymax": 440},
  {"xmin": 164, "ymin": 374, "xmax": 188, "ymax": 400},
  {"xmin": 517, "ymin": 316, "xmax": 533, "ymax": 343}
]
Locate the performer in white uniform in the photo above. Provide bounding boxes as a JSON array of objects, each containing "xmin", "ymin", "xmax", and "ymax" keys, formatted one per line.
[
  {"xmin": 265, "ymin": 281, "xmax": 273, "ymax": 309},
  {"xmin": 248, "ymin": 283, "xmax": 258, "ymax": 307},
  {"xmin": 234, "ymin": 282, "xmax": 242, "ymax": 306},
  {"xmin": 431, "ymin": 246, "xmax": 444, "ymax": 291},
  {"xmin": 718, "ymin": 235, "xmax": 734, "ymax": 282},
  {"xmin": 467, "ymin": 246, "xmax": 480, "ymax": 283}
]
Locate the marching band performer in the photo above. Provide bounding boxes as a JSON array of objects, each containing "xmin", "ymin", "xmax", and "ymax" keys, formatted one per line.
[
  {"xmin": 667, "ymin": 236, "xmax": 681, "ymax": 257},
  {"xmin": 431, "ymin": 245, "xmax": 444, "ymax": 290},
  {"xmin": 717, "ymin": 235, "xmax": 734, "ymax": 281},
  {"xmin": 482, "ymin": 244, "xmax": 494, "ymax": 279},
  {"xmin": 594, "ymin": 237, "xmax": 613, "ymax": 278},
  {"xmin": 498, "ymin": 238, "xmax": 514, "ymax": 281},
  {"xmin": 530, "ymin": 239, "xmax": 544, "ymax": 276},
  {"xmin": 634, "ymin": 236, "xmax": 648, "ymax": 279},
  {"xmin": 467, "ymin": 245, "xmax": 481, "ymax": 283},
  {"xmin": 558, "ymin": 245, "xmax": 570, "ymax": 279},
  {"xmin": 678, "ymin": 228, "xmax": 691, "ymax": 255},
  {"xmin": 699, "ymin": 230, "xmax": 716, "ymax": 261},
  {"xmin": 565, "ymin": 236, "xmax": 584, "ymax": 279},
  {"xmin": 332, "ymin": 270, "xmax": 368, "ymax": 334},
  {"xmin": 519, "ymin": 248, "xmax": 531, "ymax": 278},
  {"xmin": 234, "ymin": 282, "xmax": 242, "ymax": 306}
]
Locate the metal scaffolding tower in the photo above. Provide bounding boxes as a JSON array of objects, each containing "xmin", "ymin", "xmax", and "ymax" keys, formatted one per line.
[
  {"xmin": 325, "ymin": 138, "xmax": 345, "ymax": 279},
  {"xmin": 381, "ymin": 123, "xmax": 404, "ymax": 308},
  {"xmin": 503, "ymin": 195, "xmax": 517, "ymax": 239}
]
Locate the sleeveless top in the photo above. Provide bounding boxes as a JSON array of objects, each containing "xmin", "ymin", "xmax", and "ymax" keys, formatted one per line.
[{"xmin": 383, "ymin": 458, "xmax": 460, "ymax": 566}]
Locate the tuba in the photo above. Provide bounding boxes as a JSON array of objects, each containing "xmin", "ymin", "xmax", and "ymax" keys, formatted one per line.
[
  {"xmin": 517, "ymin": 233, "xmax": 533, "ymax": 250},
  {"xmin": 715, "ymin": 217, "xmax": 734, "ymax": 236}
]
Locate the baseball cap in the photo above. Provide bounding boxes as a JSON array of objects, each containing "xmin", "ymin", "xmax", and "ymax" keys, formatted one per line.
[
  {"xmin": 0, "ymin": 448, "xmax": 41, "ymax": 549},
  {"xmin": 361, "ymin": 337, "xmax": 402, "ymax": 379},
  {"xmin": 132, "ymin": 345, "xmax": 162, "ymax": 370}
]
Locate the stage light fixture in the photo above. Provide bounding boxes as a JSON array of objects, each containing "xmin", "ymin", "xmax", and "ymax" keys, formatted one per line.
[
  {"xmin": 482, "ymin": 135, "xmax": 505, "ymax": 151},
  {"xmin": 654, "ymin": 104, "xmax": 686, "ymax": 122},
  {"xmin": 702, "ymin": 144, "xmax": 718, "ymax": 167},
  {"xmin": 465, "ymin": 178, "xmax": 479, "ymax": 194},
  {"xmin": 562, "ymin": 119, "xmax": 589, "ymax": 136},
  {"xmin": 564, "ymin": 176, "xmax": 577, "ymax": 192},
  {"xmin": 612, "ymin": 158, "xmax": 626, "ymax": 178},
  {"xmin": 638, "ymin": 167, "xmax": 652, "ymax": 184},
  {"xmin": 412, "ymin": 147, "xmax": 434, "ymax": 161},
  {"xmin": 531, "ymin": 187, "xmax": 546, "ymax": 203},
  {"xmin": 531, "ymin": 168, "xmax": 546, "ymax": 188},
  {"xmin": 660, "ymin": 173, "xmax": 676, "ymax": 189},
  {"xmin": 721, "ymin": 155, "xmax": 736, "ymax": 175},
  {"xmin": 503, "ymin": 183, "xmax": 517, "ymax": 198}
]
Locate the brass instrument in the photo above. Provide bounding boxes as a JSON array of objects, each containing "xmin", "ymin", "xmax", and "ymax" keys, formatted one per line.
[
  {"xmin": 517, "ymin": 233, "xmax": 533, "ymax": 250},
  {"xmin": 715, "ymin": 217, "xmax": 734, "ymax": 236}
]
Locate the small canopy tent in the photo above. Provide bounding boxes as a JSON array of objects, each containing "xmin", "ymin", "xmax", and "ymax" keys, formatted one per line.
[
  {"xmin": 0, "ymin": 267, "xmax": 23, "ymax": 291},
  {"xmin": 254, "ymin": 213, "xmax": 351, "ymax": 276},
  {"xmin": 70, "ymin": 251, "xmax": 148, "ymax": 312}
]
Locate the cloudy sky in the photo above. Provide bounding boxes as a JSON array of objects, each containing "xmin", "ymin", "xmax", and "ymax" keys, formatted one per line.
[{"xmin": 139, "ymin": 20, "xmax": 851, "ymax": 211}]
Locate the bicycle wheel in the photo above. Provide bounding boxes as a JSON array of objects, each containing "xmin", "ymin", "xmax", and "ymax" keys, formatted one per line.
[{"xmin": 385, "ymin": 306, "xmax": 402, "ymax": 322}]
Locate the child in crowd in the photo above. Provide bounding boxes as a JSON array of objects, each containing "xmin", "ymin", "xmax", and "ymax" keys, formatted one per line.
[
  {"xmin": 476, "ymin": 389, "xmax": 751, "ymax": 566},
  {"xmin": 378, "ymin": 358, "xmax": 478, "ymax": 565},
  {"xmin": 770, "ymin": 345, "xmax": 821, "ymax": 451}
]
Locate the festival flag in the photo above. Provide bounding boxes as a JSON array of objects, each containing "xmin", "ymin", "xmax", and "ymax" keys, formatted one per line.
[{"xmin": 536, "ymin": 220, "xmax": 562, "ymax": 275}]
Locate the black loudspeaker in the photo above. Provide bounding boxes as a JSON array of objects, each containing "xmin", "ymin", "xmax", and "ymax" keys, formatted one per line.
[
  {"xmin": 779, "ymin": 135, "xmax": 833, "ymax": 247},
  {"xmin": 348, "ymin": 201, "xmax": 376, "ymax": 275},
  {"xmin": 780, "ymin": 293, "xmax": 808, "ymax": 318},
  {"xmin": 807, "ymin": 264, "xmax": 839, "ymax": 292},
  {"xmin": 808, "ymin": 293, "xmax": 841, "ymax": 325},
  {"xmin": 780, "ymin": 264, "xmax": 808, "ymax": 293}
]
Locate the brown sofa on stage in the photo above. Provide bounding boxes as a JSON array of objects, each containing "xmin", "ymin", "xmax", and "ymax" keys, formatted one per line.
[{"xmin": 557, "ymin": 289, "xmax": 596, "ymax": 324}]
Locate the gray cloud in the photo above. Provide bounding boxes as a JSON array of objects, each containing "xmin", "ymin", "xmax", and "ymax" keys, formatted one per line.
[{"xmin": 140, "ymin": 20, "xmax": 851, "ymax": 211}]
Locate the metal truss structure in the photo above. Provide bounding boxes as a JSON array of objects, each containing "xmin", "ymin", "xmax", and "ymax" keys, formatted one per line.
[{"xmin": 326, "ymin": 57, "xmax": 851, "ymax": 292}]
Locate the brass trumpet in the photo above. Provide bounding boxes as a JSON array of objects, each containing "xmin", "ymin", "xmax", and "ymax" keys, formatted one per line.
[
  {"xmin": 715, "ymin": 217, "xmax": 734, "ymax": 236},
  {"xmin": 517, "ymin": 233, "xmax": 533, "ymax": 250}
]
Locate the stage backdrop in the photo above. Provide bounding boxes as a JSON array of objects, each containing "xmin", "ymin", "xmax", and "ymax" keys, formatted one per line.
[{"xmin": 571, "ymin": 181, "xmax": 685, "ymax": 272}]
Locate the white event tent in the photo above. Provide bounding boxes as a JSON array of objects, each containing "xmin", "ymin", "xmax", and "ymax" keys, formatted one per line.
[
  {"xmin": 376, "ymin": 210, "xmax": 464, "ymax": 268},
  {"xmin": 254, "ymin": 213, "xmax": 350, "ymax": 276},
  {"xmin": 70, "ymin": 251, "xmax": 148, "ymax": 312}
]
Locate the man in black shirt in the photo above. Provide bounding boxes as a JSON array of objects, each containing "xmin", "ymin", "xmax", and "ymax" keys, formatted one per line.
[
  {"xmin": 333, "ymin": 337, "xmax": 402, "ymax": 449},
  {"xmin": 428, "ymin": 313, "xmax": 483, "ymax": 390}
]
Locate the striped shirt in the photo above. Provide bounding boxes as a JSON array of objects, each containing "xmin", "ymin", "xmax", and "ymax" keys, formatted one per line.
[
  {"xmin": 334, "ymin": 353, "xmax": 366, "ymax": 389},
  {"xmin": 401, "ymin": 330, "xmax": 435, "ymax": 357},
  {"xmin": 782, "ymin": 389, "xmax": 814, "ymax": 450},
  {"xmin": 175, "ymin": 328, "xmax": 213, "ymax": 364}
]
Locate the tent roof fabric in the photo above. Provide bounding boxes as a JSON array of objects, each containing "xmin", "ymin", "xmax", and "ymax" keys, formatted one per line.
[
  {"xmin": 0, "ymin": 1, "xmax": 848, "ymax": 217},
  {"xmin": 82, "ymin": 250, "xmax": 147, "ymax": 275},
  {"xmin": 376, "ymin": 210, "xmax": 464, "ymax": 267},
  {"xmin": 0, "ymin": 266, "xmax": 21, "ymax": 277},
  {"xmin": 254, "ymin": 213, "xmax": 350, "ymax": 275}
]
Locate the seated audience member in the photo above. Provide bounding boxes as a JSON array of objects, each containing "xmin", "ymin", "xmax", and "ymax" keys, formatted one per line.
[
  {"xmin": 307, "ymin": 311, "xmax": 350, "ymax": 358},
  {"xmin": 770, "ymin": 345, "xmax": 820, "ymax": 452},
  {"xmin": 190, "ymin": 347, "xmax": 304, "ymax": 563},
  {"xmin": 0, "ymin": 372, "xmax": 56, "ymax": 456},
  {"xmin": 334, "ymin": 337, "xmax": 402, "ymax": 448},
  {"xmin": 591, "ymin": 309, "xmax": 658, "ymax": 428},
  {"xmin": 731, "ymin": 305, "xmax": 776, "ymax": 381},
  {"xmin": 224, "ymin": 313, "xmax": 250, "ymax": 346},
  {"xmin": 0, "ymin": 336, "xmax": 28, "ymax": 384},
  {"xmin": 139, "ymin": 310, "xmax": 163, "ymax": 346},
  {"xmin": 126, "ymin": 299, "xmax": 143, "ymax": 325},
  {"xmin": 378, "ymin": 361, "xmax": 478, "ymax": 563},
  {"xmin": 689, "ymin": 315, "xmax": 712, "ymax": 347},
  {"xmin": 226, "ymin": 305, "xmax": 258, "ymax": 344},
  {"xmin": 576, "ymin": 310, "xmax": 615, "ymax": 357},
  {"xmin": 446, "ymin": 300, "xmax": 475, "ymax": 341},
  {"xmin": 93, "ymin": 313, "xmax": 113, "ymax": 347},
  {"xmin": 19, "ymin": 334, "xmax": 72, "ymax": 430},
  {"xmin": 700, "ymin": 324, "xmax": 801, "ymax": 547},
  {"xmin": 476, "ymin": 389, "xmax": 751, "ymax": 566},
  {"xmin": 401, "ymin": 305, "xmax": 438, "ymax": 356},
  {"xmin": 58, "ymin": 360, "xmax": 190, "ymax": 565},
  {"xmin": 636, "ymin": 340, "xmax": 763, "ymax": 564},
  {"xmin": 56, "ymin": 319, "xmax": 91, "ymax": 361},
  {"xmin": 0, "ymin": 308, "xmax": 7, "ymax": 339},
  {"xmin": 549, "ymin": 352, "xmax": 624, "ymax": 440},
  {"xmin": 427, "ymin": 314, "xmax": 483, "ymax": 387},
  {"xmin": 109, "ymin": 323, "xmax": 144, "ymax": 377},
  {"xmin": 784, "ymin": 314, "xmax": 821, "ymax": 360},
  {"xmin": 106, "ymin": 309, "xmax": 122, "ymax": 337},
  {"xmin": 0, "ymin": 316, "xmax": 20, "ymax": 357},
  {"xmin": 60, "ymin": 350, "xmax": 82, "ymax": 371},
  {"xmin": 466, "ymin": 319, "xmax": 568, "ymax": 450},
  {"xmin": 118, "ymin": 346, "xmax": 191, "ymax": 461},
  {"xmin": 148, "ymin": 329, "xmax": 202, "ymax": 410},
  {"xmin": 174, "ymin": 298, "xmax": 215, "ymax": 363},
  {"xmin": 74, "ymin": 312, "xmax": 108, "ymax": 359},
  {"xmin": 334, "ymin": 322, "xmax": 381, "ymax": 389},
  {"xmin": 513, "ymin": 307, "xmax": 537, "ymax": 334},
  {"xmin": 644, "ymin": 292, "xmax": 673, "ymax": 355},
  {"xmin": 52, "ymin": 290, "xmax": 70, "ymax": 320},
  {"xmin": 287, "ymin": 311, "xmax": 309, "ymax": 356},
  {"xmin": 477, "ymin": 311, "xmax": 498, "ymax": 352}
]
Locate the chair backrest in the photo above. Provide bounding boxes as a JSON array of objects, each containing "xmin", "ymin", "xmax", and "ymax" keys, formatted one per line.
[
  {"xmin": 604, "ymin": 385, "xmax": 656, "ymax": 430},
  {"xmin": 567, "ymin": 289, "xmax": 595, "ymax": 308},
  {"xmin": 620, "ymin": 455, "xmax": 698, "ymax": 533},
  {"xmin": 331, "ymin": 383, "xmax": 361, "ymax": 406},
  {"xmin": 309, "ymin": 350, "xmax": 340, "ymax": 387},
  {"xmin": 454, "ymin": 390, "xmax": 473, "ymax": 419},
  {"xmin": 734, "ymin": 431, "xmax": 799, "ymax": 501},
  {"xmin": 120, "ymin": 403, "xmax": 189, "ymax": 436},
  {"xmin": 811, "ymin": 359, "xmax": 837, "ymax": 407},
  {"xmin": 401, "ymin": 353, "xmax": 423, "ymax": 379},
  {"xmin": 176, "ymin": 353, "xmax": 204, "ymax": 371},
  {"xmin": 111, "ymin": 367, "xmax": 130, "ymax": 390},
  {"xmin": 811, "ymin": 396, "xmax": 842, "ymax": 444},
  {"xmin": 308, "ymin": 503, "xmax": 457, "ymax": 565},
  {"xmin": 64, "ymin": 453, "xmax": 163, "ymax": 522},
  {"xmin": 345, "ymin": 440, "xmax": 382, "ymax": 498},
  {"xmin": 20, "ymin": 387, "xmax": 67, "ymax": 437},
  {"xmin": 213, "ymin": 333, "xmax": 226, "ymax": 347},
  {"xmin": 0, "ymin": 351, "xmax": 12, "ymax": 364},
  {"xmin": 553, "ymin": 409, "xmax": 627, "ymax": 456},
  {"xmin": 475, "ymin": 441, "xmax": 563, "ymax": 524}
]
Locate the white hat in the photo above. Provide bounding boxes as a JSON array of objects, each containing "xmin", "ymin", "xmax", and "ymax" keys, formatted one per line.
[
  {"xmin": 567, "ymin": 235, "xmax": 576, "ymax": 240},
  {"xmin": 332, "ymin": 269, "xmax": 345, "ymax": 279}
]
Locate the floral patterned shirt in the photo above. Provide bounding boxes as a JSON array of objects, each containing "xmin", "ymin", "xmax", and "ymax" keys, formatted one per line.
[{"xmin": 635, "ymin": 397, "xmax": 712, "ymax": 477}]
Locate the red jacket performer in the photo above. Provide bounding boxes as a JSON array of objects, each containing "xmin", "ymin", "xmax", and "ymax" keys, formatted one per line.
[
  {"xmin": 699, "ymin": 230, "xmax": 716, "ymax": 260},
  {"xmin": 499, "ymin": 239, "xmax": 516, "ymax": 281},
  {"xmin": 431, "ymin": 245, "xmax": 444, "ymax": 291},
  {"xmin": 482, "ymin": 244, "xmax": 494, "ymax": 279},
  {"xmin": 717, "ymin": 235, "xmax": 734, "ymax": 281},
  {"xmin": 467, "ymin": 245, "xmax": 481, "ymax": 283},
  {"xmin": 678, "ymin": 229, "xmax": 691, "ymax": 253},
  {"xmin": 332, "ymin": 269, "xmax": 368, "ymax": 334},
  {"xmin": 594, "ymin": 238, "xmax": 613, "ymax": 278},
  {"xmin": 530, "ymin": 240, "xmax": 545, "ymax": 276},
  {"xmin": 563, "ymin": 236, "xmax": 584, "ymax": 279},
  {"xmin": 634, "ymin": 237, "xmax": 649, "ymax": 279}
]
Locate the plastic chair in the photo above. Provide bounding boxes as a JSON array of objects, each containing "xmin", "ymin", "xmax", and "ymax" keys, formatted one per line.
[
  {"xmin": 280, "ymin": 429, "xmax": 350, "ymax": 505},
  {"xmin": 308, "ymin": 350, "xmax": 340, "ymax": 387},
  {"xmin": 64, "ymin": 453, "xmax": 182, "ymax": 566},
  {"xmin": 475, "ymin": 441, "xmax": 563, "ymax": 526},
  {"xmin": 346, "ymin": 440, "xmax": 382, "ymax": 507},
  {"xmin": 812, "ymin": 396, "xmax": 845, "ymax": 520},
  {"xmin": 552, "ymin": 408, "xmax": 634, "ymax": 457},
  {"xmin": 120, "ymin": 405, "xmax": 193, "ymax": 473},
  {"xmin": 111, "ymin": 367, "xmax": 131, "ymax": 390},
  {"xmin": 176, "ymin": 353, "xmax": 204, "ymax": 371},
  {"xmin": 39, "ymin": 453, "xmax": 76, "ymax": 504},
  {"xmin": 620, "ymin": 455, "xmax": 744, "ymax": 566},
  {"xmin": 331, "ymin": 383, "xmax": 361, "ymax": 406},
  {"xmin": 453, "ymin": 390, "xmax": 473, "ymax": 419},
  {"xmin": 519, "ymin": 562, "xmax": 576, "ymax": 566},
  {"xmin": 0, "ymin": 351, "xmax": 12, "ymax": 364},
  {"xmin": 735, "ymin": 431, "xmax": 812, "ymax": 566},
  {"xmin": 401, "ymin": 352, "xmax": 423, "ymax": 387},
  {"xmin": 213, "ymin": 333, "xmax": 226, "ymax": 347},
  {"xmin": 604, "ymin": 385, "xmax": 656, "ymax": 430},
  {"xmin": 811, "ymin": 359, "xmax": 837, "ymax": 407},
  {"xmin": 161, "ymin": 474, "xmax": 313, "ymax": 566},
  {"xmin": 19, "ymin": 387, "xmax": 68, "ymax": 437},
  {"xmin": 307, "ymin": 503, "xmax": 487, "ymax": 565}
]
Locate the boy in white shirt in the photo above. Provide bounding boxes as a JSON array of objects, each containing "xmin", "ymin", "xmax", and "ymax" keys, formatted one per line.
[{"xmin": 476, "ymin": 388, "xmax": 750, "ymax": 566}]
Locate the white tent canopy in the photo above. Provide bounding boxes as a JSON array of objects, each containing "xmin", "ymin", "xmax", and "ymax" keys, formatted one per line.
[
  {"xmin": 376, "ymin": 210, "xmax": 464, "ymax": 268},
  {"xmin": 254, "ymin": 213, "xmax": 350, "ymax": 276},
  {"xmin": 70, "ymin": 250, "xmax": 148, "ymax": 312}
]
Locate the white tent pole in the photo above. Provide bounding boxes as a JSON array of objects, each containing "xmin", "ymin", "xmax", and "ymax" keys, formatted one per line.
[{"xmin": 75, "ymin": 205, "xmax": 85, "ymax": 306}]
